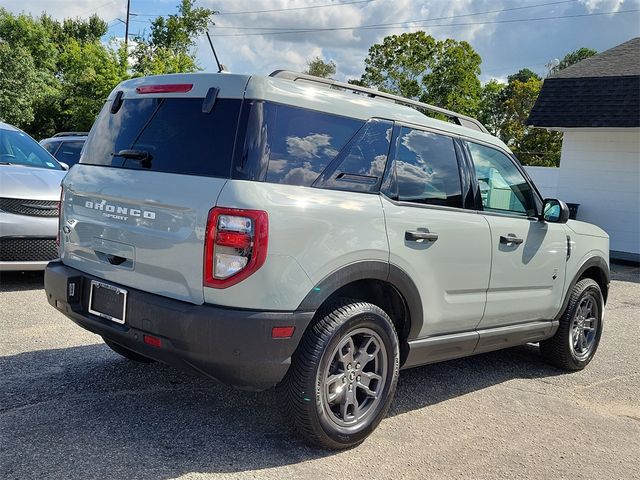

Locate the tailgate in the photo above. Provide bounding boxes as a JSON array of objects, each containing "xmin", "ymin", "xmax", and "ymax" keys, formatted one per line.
[{"xmin": 61, "ymin": 166, "xmax": 226, "ymax": 304}]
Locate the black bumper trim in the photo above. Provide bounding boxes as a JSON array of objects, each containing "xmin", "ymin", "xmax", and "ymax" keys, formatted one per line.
[{"xmin": 44, "ymin": 261, "xmax": 314, "ymax": 390}]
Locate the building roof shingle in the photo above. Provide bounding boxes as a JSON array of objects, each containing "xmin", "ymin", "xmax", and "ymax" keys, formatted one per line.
[{"xmin": 527, "ymin": 37, "xmax": 640, "ymax": 128}]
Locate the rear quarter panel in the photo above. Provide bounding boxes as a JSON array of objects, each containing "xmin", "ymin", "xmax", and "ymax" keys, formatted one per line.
[{"xmin": 205, "ymin": 181, "xmax": 389, "ymax": 310}]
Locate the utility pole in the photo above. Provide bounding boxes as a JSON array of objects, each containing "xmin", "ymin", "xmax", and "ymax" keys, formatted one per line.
[{"xmin": 124, "ymin": 0, "xmax": 131, "ymax": 50}]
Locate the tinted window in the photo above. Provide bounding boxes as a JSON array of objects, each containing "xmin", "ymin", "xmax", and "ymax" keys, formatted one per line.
[
  {"xmin": 42, "ymin": 141, "xmax": 61, "ymax": 154},
  {"xmin": 315, "ymin": 119, "xmax": 392, "ymax": 193},
  {"xmin": 0, "ymin": 129, "xmax": 62, "ymax": 170},
  {"xmin": 81, "ymin": 98, "xmax": 241, "ymax": 177},
  {"xmin": 392, "ymin": 127, "xmax": 462, "ymax": 207},
  {"xmin": 466, "ymin": 142, "xmax": 537, "ymax": 216},
  {"xmin": 235, "ymin": 101, "xmax": 364, "ymax": 186},
  {"xmin": 55, "ymin": 141, "xmax": 84, "ymax": 166}
]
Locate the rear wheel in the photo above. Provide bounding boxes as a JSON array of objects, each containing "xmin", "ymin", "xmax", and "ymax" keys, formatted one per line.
[
  {"xmin": 103, "ymin": 338, "xmax": 156, "ymax": 363},
  {"xmin": 540, "ymin": 278, "xmax": 603, "ymax": 370},
  {"xmin": 279, "ymin": 300, "xmax": 399, "ymax": 449}
]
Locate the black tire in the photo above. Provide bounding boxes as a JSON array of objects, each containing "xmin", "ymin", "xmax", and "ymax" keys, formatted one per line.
[
  {"xmin": 103, "ymin": 338, "xmax": 156, "ymax": 363},
  {"xmin": 279, "ymin": 300, "xmax": 400, "ymax": 449},
  {"xmin": 540, "ymin": 278, "xmax": 603, "ymax": 370}
]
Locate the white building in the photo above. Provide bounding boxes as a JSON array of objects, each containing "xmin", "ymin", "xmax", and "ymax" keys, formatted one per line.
[{"xmin": 527, "ymin": 38, "xmax": 640, "ymax": 264}]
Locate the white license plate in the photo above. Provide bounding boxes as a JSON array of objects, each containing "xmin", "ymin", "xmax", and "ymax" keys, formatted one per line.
[{"xmin": 88, "ymin": 280, "xmax": 127, "ymax": 324}]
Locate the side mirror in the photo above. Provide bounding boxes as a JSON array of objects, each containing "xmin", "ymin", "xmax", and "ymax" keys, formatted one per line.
[
  {"xmin": 542, "ymin": 198, "xmax": 570, "ymax": 223},
  {"xmin": 59, "ymin": 162, "xmax": 70, "ymax": 171}
]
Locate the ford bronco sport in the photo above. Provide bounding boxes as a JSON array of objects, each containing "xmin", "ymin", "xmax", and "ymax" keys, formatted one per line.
[{"xmin": 44, "ymin": 71, "xmax": 610, "ymax": 449}]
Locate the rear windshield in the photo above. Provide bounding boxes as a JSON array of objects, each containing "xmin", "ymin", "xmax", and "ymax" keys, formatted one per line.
[{"xmin": 81, "ymin": 97, "xmax": 241, "ymax": 177}]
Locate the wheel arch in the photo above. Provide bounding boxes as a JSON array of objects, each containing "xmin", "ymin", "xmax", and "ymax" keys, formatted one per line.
[
  {"xmin": 296, "ymin": 261, "xmax": 424, "ymax": 364},
  {"xmin": 556, "ymin": 256, "xmax": 610, "ymax": 322}
]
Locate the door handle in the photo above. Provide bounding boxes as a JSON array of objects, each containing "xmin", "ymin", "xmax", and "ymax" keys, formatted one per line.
[
  {"xmin": 500, "ymin": 234, "xmax": 524, "ymax": 245},
  {"xmin": 405, "ymin": 230, "xmax": 439, "ymax": 242}
]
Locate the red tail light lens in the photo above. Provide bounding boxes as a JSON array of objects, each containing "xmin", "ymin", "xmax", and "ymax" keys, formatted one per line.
[
  {"xmin": 56, "ymin": 186, "xmax": 63, "ymax": 247},
  {"xmin": 135, "ymin": 84, "xmax": 193, "ymax": 94},
  {"xmin": 204, "ymin": 207, "xmax": 268, "ymax": 289}
]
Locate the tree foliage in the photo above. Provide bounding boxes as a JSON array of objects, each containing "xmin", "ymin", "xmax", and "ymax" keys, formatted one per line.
[
  {"xmin": 130, "ymin": 0, "xmax": 216, "ymax": 76},
  {"xmin": 478, "ymin": 80, "xmax": 505, "ymax": 137},
  {"xmin": 553, "ymin": 47, "xmax": 598, "ymax": 73},
  {"xmin": 356, "ymin": 32, "xmax": 481, "ymax": 115},
  {"xmin": 500, "ymin": 76, "xmax": 562, "ymax": 167},
  {"xmin": 305, "ymin": 57, "xmax": 336, "ymax": 78},
  {"xmin": 0, "ymin": 2, "xmax": 215, "ymax": 138}
]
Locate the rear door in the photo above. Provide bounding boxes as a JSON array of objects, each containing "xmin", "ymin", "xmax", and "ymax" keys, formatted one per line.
[
  {"xmin": 382, "ymin": 126, "xmax": 491, "ymax": 338},
  {"xmin": 464, "ymin": 141, "xmax": 567, "ymax": 328},
  {"xmin": 60, "ymin": 78, "xmax": 244, "ymax": 304}
]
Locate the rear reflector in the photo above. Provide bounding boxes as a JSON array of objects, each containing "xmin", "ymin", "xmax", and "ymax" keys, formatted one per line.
[
  {"xmin": 272, "ymin": 326, "xmax": 295, "ymax": 339},
  {"xmin": 136, "ymin": 84, "xmax": 193, "ymax": 94},
  {"xmin": 143, "ymin": 334, "xmax": 162, "ymax": 347}
]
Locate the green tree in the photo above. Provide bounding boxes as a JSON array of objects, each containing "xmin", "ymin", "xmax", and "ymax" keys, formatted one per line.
[
  {"xmin": 305, "ymin": 57, "xmax": 336, "ymax": 78},
  {"xmin": 552, "ymin": 47, "xmax": 598, "ymax": 73},
  {"xmin": 356, "ymin": 32, "xmax": 481, "ymax": 115},
  {"xmin": 501, "ymin": 78, "xmax": 561, "ymax": 167},
  {"xmin": 0, "ymin": 42, "xmax": 39, "ymax": 126},
  {"xmin": 478, "ymin": 80, "xmax": 505, "ymax": 137},
  {"xmin": 131, "ymin": 0, "xmax": 216, "ymax": 76}
]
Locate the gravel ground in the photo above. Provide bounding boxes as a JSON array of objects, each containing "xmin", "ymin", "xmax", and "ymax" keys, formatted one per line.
[{"xmin": 1, "ymin": 265, "xmax": 638, "ymax": 480}]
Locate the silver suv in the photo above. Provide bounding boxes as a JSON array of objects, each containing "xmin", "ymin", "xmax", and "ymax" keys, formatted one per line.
[{"xmin": 44, "ymin": 71, "xmax": 610, "ymax": 449}]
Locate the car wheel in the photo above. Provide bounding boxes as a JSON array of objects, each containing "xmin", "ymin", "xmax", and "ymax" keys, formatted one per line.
[
  {"xmin": 279, "ymin": 300, "xmax": 400, "ymax": 449},
  {"xmin": 540, "ymin": 278, "xmax": 603, "ymax": 370},
  {"xmin": 103, "ymin": 338, "xmax": 156, "ymax": 363}
]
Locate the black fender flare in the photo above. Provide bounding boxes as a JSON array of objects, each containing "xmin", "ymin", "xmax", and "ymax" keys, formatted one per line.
[
  {"xmin": 296, "ymin": 261, "xmax": 424, "ymax": 340},
  {"xmin": 555, "ymin": 256, "xmax": 610, "ymax": 322}
]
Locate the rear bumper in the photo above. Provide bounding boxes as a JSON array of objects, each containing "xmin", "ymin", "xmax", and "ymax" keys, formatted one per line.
[{"xmin": 44, "ymin": 261, "xmax": 314, "ymax": 390}]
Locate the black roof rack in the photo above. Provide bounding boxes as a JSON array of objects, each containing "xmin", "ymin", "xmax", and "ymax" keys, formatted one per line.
[
  {"xmin": 269, "ymin": 70, "xmax": 488, "ymax": 134},
  {"xmin": 52, "ymin": 132, "xmax": 89, "ymax": 138}
]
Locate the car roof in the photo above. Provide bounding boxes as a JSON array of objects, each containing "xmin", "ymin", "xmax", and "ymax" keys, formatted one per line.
[
  {"xmin": 41, "ymin": 136, "xmax": 87, "ymax": 143},
  {"xmin": 111, "ymin": 72, "xmax": 511, "ymax": 152},
  {"xmin": 0, "ymin": 122, "xmax": 21, "ymax": 132}
]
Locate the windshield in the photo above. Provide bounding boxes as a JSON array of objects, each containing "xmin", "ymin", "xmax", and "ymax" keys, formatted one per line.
[{"xmin": 0, "ymin": 128, "xmax": 63, "ymax": 170}]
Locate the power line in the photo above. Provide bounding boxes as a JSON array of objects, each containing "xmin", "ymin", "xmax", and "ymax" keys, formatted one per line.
[
  {"xmin": 213, "ymin": 0, "xmax": 579, "ymax": 30},
  {"xmin": 131, "ymin": 0, "xmax": 375, "ymax": 18},
  {"xmin": 210, "ymin": 8, "xmax": 640, "ymax": 37}
]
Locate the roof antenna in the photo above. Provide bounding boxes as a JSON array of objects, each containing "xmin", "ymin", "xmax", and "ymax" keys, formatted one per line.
[{"xmin": 206, "ymin": 31, "xmax": 224, "ymax": 73}]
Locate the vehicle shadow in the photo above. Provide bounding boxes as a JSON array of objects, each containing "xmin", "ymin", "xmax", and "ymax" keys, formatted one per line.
[
  {"xmin": 0, "ymin": 271, "xmax": 44, "ymax": 292},
  {"xmin": 0, "ymin": 341, "xmax": 564, "ymax": 479}
]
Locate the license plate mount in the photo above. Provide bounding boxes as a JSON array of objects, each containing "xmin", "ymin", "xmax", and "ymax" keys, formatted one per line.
[{"xmin": 88, "ymin": 280, "xmax": 127, "ymax": 324}]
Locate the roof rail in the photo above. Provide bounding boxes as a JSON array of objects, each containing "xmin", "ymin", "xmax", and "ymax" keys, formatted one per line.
[
  {"xmin": 269, "ymin": 70, "xmax": 488, "ymax": 134},
  {"xmin": 52, "ymin": 132, "xmax": 89, "ymax": 138}
]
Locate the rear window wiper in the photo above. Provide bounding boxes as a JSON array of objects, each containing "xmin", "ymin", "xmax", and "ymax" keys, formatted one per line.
[{"xmin": 111, "ymin": 149, "xmax": 153, "ymax": 168}]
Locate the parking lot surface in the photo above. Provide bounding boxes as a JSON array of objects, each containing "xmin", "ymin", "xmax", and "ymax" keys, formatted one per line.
[{"xmin": 1, "ymin": 266, "xmax": 639, "ymax": 480}]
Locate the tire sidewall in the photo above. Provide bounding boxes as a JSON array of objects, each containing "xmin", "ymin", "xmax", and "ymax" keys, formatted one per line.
[
  {"xmin": 568, "ymin": 282, "xmax": 604, "ymax": 369},
  {"xmin": 312, "ymin": 307, "xmax": 399, "ymax": 447}
]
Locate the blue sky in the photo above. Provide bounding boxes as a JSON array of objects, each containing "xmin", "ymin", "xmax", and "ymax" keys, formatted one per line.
[{"xmin": 3, "ymin": 0, "xmax": 640, "ymax": 82}]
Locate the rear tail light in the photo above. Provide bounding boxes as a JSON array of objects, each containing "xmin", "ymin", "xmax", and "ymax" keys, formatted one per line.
[
  {"xmin": 56, "ymin": 186, "xmax": 63, "ymax": 247},
  {"xmin": 204, "ymin": 207, "xmax": 268, "ymax": 288}
]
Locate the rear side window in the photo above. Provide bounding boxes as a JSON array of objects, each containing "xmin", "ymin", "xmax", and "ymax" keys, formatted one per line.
[
  {"xmin": 234, "ymin": 101, "xmax": 364, "ymax": 186},
  {"xmin": 313, "ymin": 119, "xmax": 393, "ymax": 193},
  {"xmin": 55, "ymin": 141, "xmax": 84, "ymax": 166},
  {"xmin": 390, "ymin": 127, "xmax": 462, "ymax": 208},
  {"xmin": 81, "ymin": 97, "xmax": 241, "ymax": 177}
]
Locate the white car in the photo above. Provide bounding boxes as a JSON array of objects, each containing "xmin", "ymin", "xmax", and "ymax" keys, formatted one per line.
[{"xmin": 0, "ymin": 122, "xmax": 67, "ymax": 271}]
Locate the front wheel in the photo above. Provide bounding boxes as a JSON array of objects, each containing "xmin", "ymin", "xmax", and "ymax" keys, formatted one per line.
[
  {"xmin": 540, "ymin": 278, "xmax": 604, "ymax": 370},
  {"xmin": 279, "ymin": 301, "xmax": 400, "ymax": 449}
]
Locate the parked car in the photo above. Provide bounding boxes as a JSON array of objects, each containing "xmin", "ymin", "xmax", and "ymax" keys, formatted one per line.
[
  {"xmin": 44, "ymin": 72, "xmax": 610, "ymax": 449},
  {"xmin": 40, "ymin": 132, "xmax": 87, "ymax": 168},
  {"xmin": 0, "ymin": 122, "xmax": 67, "ymax": 271}
]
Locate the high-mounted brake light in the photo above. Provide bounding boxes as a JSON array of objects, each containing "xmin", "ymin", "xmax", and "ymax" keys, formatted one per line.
[
  {"xmin": 135, "ymin": 84, "xmax": 193, "ymax": 94},
  {"xmin": 204, "ymin": 207, "xmax": 268, "ymax": 289}
]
